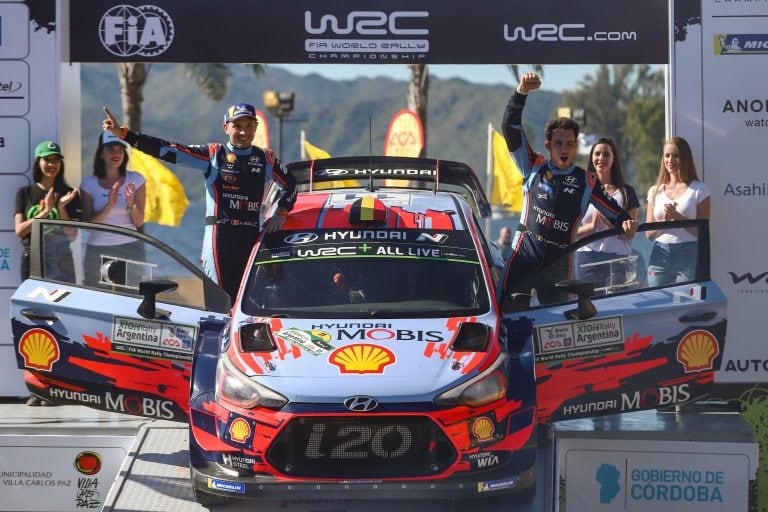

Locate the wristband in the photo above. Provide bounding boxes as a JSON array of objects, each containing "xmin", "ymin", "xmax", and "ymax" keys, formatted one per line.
[{"xmin": 276, "ymin": 207, "xmax": 288, "ymax": 217}]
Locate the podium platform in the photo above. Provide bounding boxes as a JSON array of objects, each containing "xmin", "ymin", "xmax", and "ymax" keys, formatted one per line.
[{"xmin": 0, "ymin": 400, "xmax": 757, "ymax": 512}]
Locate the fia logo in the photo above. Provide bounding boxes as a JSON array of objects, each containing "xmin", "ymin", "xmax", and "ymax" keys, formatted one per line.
[{"xmin": 99, "ymin": 5, "xmax": 175, "ymax": 57}]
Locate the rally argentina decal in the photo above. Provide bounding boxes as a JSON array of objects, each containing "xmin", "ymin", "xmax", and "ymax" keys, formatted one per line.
[
  {"xmin": 535, "ymin": 315, "xmax": 624, "ymax": 363},
  {"xmin": 111, "ymin": 316, "xmax": 197, "ymax": 362}
]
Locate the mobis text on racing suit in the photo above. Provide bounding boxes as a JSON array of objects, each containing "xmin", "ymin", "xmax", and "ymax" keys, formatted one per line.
[
  {"xmin": 501, "ymin": 91, "xmax": 631, "ymax": 303},
  {"xmin": 121, "ymin": 131, "xmax": 296, "ymax": 299}
]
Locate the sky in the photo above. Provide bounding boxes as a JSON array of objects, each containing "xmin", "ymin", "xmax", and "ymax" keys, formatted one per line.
[{"xmin": 273, "ymin": 64, "xmax": 601, "ymax": 93}]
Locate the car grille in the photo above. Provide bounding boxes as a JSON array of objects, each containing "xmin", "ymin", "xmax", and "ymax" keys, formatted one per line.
[{"xmin": 266, "ymin": 416, "xmax": 456, "ymax": 478}]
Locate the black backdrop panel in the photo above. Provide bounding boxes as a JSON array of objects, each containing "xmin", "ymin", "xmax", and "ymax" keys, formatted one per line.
[{"xmin": 69, "ymin": 0, "xmax": 668, "ymax": 64}]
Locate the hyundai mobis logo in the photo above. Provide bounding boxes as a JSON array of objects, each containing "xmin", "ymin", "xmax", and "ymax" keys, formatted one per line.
[
  {"xmin": 503, "ymin": 22, "xmax": 637, "ymax": 43},
  {"xmin": 304, "ymin": 10, "xmax": 429, "ymax": 62}
]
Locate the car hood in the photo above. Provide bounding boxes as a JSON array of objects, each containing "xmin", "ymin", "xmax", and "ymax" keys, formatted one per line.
[{"xmin": 229, "ymin": 317, "xmax": 496, "ymax": 402}]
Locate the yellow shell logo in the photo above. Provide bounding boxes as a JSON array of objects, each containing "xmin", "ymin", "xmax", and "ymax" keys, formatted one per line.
[
  {"xmin": 18, "ymin": 328, "xmax": 60, "ymax": 371},
  {"xmin": 471, "ymin": 417, "xmax": 495, "ymax": 442},
  {"xmin": 229, "ymin": 418, "xmax": 251, "ymax": 443},
  {"xmin": 329, "ymin": 344, "xmax": 395, "ymax": 374},
  {"xmin": 676, "ymin": 330, "xmax": 719, "ymax": 373},
  {"xmin": 226, "ymin": 152, "xmax": 237, "ymax": 164}
]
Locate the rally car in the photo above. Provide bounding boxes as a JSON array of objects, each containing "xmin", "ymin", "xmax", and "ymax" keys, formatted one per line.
[{"xmin": 11, "ymin": 156, "xmax": 727, "ymax": 507}]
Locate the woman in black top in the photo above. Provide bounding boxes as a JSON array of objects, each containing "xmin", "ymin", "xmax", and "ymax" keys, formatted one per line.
[{"xmin": 14, "ymin": 140, "xmax": 81, "ymax": 282}]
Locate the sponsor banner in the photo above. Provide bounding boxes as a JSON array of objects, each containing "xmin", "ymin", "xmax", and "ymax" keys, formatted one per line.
[
  {"xmin": 0, "ymin": 232, "xmax": 25, "ymax": 286},
  {"xmin": 69, "ymin": 0, "xmax": 667, "ymax": 63},
  {"xmin": 111, "ymin": 316, "xmax": 196, "ymax": 362},
  {"xmin": 535, "ymin": 315, "xmax": 624, "ymax": 363},
  {"xmin": 558, "ymin": 437, "xmax": 758, "ymax": 511},
  {"xmin": 673, "ymin": 0, "xmax": 768, "ymax": 384},
  {"xmin": 0, "ymin": 435, "xmax": 134, "ymax": 512}
]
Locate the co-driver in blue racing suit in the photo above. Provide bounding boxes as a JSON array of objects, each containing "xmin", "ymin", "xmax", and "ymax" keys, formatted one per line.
[
  {"xmin": 501, "ymin": 73, "xmax": 636, "ymax": 304},
  {"xmin": 102, "ymin": 104, "xmax": 296, "ymax": 301}
]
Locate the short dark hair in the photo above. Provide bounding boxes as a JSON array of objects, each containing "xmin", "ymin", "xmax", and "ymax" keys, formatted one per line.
[{"xmin": 544, "ymin": 117, "xmax": 580, "ymax": 141}]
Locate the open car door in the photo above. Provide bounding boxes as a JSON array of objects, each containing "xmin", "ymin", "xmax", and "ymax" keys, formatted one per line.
[
  {"xmin": 11, "ymin": 220, "xmax": 231, "ymax": 421},
  {"xmin": 500, "ymin": 220, "xmax": 727, "ymax": 423}
]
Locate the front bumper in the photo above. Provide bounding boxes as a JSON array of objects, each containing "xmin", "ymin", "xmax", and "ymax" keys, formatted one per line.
[{"xmin": 190, "ymin": 449, "xmax": 536, "ymax": 501}]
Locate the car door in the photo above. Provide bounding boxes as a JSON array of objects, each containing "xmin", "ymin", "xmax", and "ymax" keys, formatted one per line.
[
  {"xmin": 11, "ymin": 219, "xmax": 231, "ymax": 421},
  {"xmin": 500, "ymin": 220, "xmax": 727, "ymax": 423}
]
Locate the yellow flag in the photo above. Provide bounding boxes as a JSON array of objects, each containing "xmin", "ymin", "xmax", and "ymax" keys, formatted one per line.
[
  {"xmin": 129, "ymin": 148, "xmax": 189, "ymax": 227},
  {"xmin": 304, "ymin": 140, "xmax": 331, "ymax": 159},
  {"xmin": 491, "ymin": 129, "xmax": 523, "ymax": 212}
]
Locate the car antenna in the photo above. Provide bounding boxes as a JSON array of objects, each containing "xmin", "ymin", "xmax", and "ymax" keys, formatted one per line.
[
  {"xmin": 367, "ymin": 117, "xmax": 375, "ymax": 192},
  {"xmin": 433, "ymin": 159, "xmax": 440, "ymax": 195}
]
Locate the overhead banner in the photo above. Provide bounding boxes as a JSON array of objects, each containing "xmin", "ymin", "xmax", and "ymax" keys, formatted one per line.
[{"xmin": 68, "ymin": 0, "xmax": 668, "ymax": 64}]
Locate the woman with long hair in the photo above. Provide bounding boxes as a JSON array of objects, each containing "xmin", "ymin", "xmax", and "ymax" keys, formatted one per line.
[
  {"xmin": 645, "ymin": 136, "xmax": 710, "ymax": 287},
  {"xmin": 80, "ymin": 132, "xmax": 146, "ymax": 287},
  {"xmin": 574, "ymin": 137, "xmax": 639, "ymax": 292}
]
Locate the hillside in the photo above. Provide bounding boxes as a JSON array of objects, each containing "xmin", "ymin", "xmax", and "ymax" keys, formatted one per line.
[{"xmin": 81, "ymin": 64, "xmax": 562, "ymax": 202}]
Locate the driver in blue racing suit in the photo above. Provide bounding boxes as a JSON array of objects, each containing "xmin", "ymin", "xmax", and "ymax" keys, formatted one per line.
[
  {"xmin": 102, "ymin": 104, "xmax": 296, "ymax": 301},
  {"xmin": 501, "ymin": 73, "xmax": 637, "ymax": 304}
]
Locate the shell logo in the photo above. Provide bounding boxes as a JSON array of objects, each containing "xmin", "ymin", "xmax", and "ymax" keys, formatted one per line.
[
  {"xmin": 677, "ymin": 330, "xmax": 719, "ymax": 373},
  {"xmin": 471, "ymin": 417, "xmax": 495, "ymax": 443},
  {"xmin": 329, "ymin": 344, "xmax": 395, "ymax": 374},
  {"xmin": 229, "ymin": 418, "xmax": 251, "ymax": 443},
  {"xmin": 18, "ymin": 328, "xmax": 60, "ymax": 371}
]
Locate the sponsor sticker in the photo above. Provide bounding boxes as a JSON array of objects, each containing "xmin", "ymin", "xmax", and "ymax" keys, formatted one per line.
[
  {"xmin": 329, "ymin": 343, "xmax": 395, "ymax": 374},
  {"xmin": 274, "ymin": 327, "xmax": 333, "ymax": 355},
  {"xmin": 478, "ymin": 477, "xmax": 518, "ymax": 493},
  {"xmin": 206, "ymin": 478, "xmax": 245, "ymax": 494},
  {"xmin": 18, "ymin": 328, "xmax": 60, "ymax": 371},
  {"xmin": 111, "ymin": 316, "xmax": 196, "ymax": 362},
  {"xmin": 535, "ymin": 316, "xmax": 624, "ymax": 363},
  {"xmin": 676, "ymin": 330, "xmax": 719, "ymax": 373}
]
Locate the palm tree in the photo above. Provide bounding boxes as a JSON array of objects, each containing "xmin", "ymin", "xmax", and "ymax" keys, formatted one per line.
[
  {"xmin": 407, "ymin": 64, "xmax": 428, "ymax": 157},
  {"xmin": 117, "ymin": 63, "xmax": 263, "ymax": 131}
]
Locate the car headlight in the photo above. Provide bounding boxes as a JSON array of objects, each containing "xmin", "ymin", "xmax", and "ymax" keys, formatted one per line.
[
  {"xmin": 434, "ymin": 354, "xmax": 508, "ymax": 408},
  {"xmin": 215, "ymin": 354, "xmax": 287, "ymax": 410}
]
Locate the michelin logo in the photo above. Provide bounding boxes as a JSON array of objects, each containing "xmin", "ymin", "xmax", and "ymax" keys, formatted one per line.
[{"xmin": 716, "ymin": 33, "xmax": 768, "ymax": 54}]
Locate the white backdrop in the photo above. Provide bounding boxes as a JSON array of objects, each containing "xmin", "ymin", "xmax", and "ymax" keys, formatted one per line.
[
  {"xmin": 672, "ymin": 0, "xmax": 768, "ymax": 385},
  {"xmin": 0, "ymin": 2, "xmax": 78, "ymax": 396}
]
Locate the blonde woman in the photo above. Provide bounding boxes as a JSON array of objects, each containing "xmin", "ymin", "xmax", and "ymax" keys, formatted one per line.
[{"xmin": 645, "ymin": 137, "xmax": 710, "ymax": 287}]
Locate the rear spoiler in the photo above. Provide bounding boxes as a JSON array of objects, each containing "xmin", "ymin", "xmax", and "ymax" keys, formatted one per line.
[{"xmin": 284, "ymin": 156, "xmax": 492, "ymax": 218}]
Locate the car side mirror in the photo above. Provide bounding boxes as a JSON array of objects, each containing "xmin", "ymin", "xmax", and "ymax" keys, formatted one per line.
[
  {"xmin": 557, "ymin": 279, "xmax": 597, "ymax": 320},
  {"xmin": 138, "ymin": 279, "xmax": 178, "ymax": 320}
]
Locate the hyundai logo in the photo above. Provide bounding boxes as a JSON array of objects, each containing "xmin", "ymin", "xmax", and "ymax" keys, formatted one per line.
[
  {"xmin": 283, "ymin": 232, "xmax": 318, "ymax": 245},
  {"xmin": 344, "ymin": 396, "xmax": 378, "ymax": 412}
]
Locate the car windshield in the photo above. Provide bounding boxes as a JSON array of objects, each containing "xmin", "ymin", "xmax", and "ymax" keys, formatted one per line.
[{"xmin": 241, "ymin": 228, "xmax": 491, "ymax": 318}]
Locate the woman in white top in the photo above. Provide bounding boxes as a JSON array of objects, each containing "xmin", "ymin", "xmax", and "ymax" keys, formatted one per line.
[
  {"xmin": 80, "ymin": 132, "xmax": 146, "ymax": 287},
  {"xmin": 575, "ymin": 138, "xmax": 639, "ymax": 292},
  {"xmin": 645, "ymin": 136, "xmax": 710, "ymax": 287}
]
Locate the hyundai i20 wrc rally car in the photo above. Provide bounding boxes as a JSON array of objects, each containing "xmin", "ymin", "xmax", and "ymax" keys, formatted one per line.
[{"xmin": 11, "ymin": 156, "xmax": 727, "ymax": 508}]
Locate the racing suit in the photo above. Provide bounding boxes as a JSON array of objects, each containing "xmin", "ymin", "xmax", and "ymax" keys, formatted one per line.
[
  {"xmin": 501, "ymin": 91, "xmax": 630, "ymax": 304},
  {"xmin": 122, "ymin": 131, "xmax": 297, "ymax": 300}
]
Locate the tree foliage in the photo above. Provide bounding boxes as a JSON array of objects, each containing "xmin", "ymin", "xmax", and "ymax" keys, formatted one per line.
[{"xmin": 561, "ymin": 64, "xmax": 665, "ymax": 194}]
